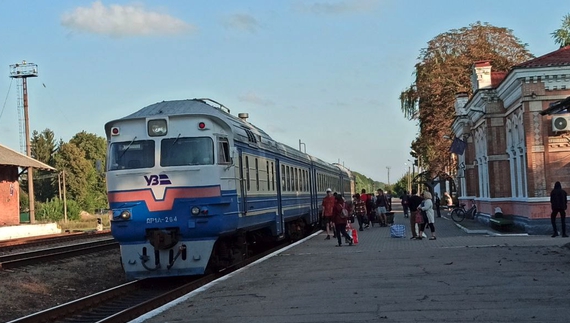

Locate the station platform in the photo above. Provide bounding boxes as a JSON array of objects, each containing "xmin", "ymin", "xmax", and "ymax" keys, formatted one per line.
[{"xmin": 135, "ymin": 207, "xmax": 570, "ymax": 323}]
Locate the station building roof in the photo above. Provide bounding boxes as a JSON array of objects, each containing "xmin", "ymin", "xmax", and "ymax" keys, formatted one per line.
[{"xmin": 0, "ymin": 143, "xmax": 56, "ymax": 171}]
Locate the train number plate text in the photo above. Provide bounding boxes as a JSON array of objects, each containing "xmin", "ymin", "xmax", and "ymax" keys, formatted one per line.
[{"xmin": 146, "ymin": 216, "xmax": 178, "ymax": 224}]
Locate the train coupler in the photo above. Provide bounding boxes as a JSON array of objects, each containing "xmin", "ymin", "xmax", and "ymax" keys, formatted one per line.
[{"xmin": 167, "ymin": 244, "xmax": 187, "ymax": 270}]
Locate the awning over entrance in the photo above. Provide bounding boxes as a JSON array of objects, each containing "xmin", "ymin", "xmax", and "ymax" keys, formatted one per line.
[
  {"xmin": 539, "ymin": 96, "xmax": 570, "ymax": 115},
  {"xmin": 0, "ymin": 143, "xmax": 56, "ymax": 171}
]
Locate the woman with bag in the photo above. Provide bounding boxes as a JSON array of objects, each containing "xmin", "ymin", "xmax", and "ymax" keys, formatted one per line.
[
  {"xmin": 332, "ymin": 195, "xmax": 353, "ymax": 247},
  {"xmin": 417, "ymin": 191, "xmax": 436, "ymax": 240}
]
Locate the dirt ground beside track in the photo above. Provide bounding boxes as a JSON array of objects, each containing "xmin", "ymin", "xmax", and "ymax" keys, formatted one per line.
[{"xmin": 0, "ymin": 250, "xmax": 126, "ymax": 322}]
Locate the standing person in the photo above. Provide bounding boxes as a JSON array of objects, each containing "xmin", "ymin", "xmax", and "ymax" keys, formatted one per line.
[
  {"xmin": 375, "ymin": 189, "xmax": 389, "ymax": 227},
  {"xmin": 366, "ymin": 193, "xmax": 375, "ymax": 227},
  {"xmin": 386, "ymin": 190, "xmax": 393, "ymax": 211},
  {"xmin": 435, "ymin": 192, "xmax": 441, "ymax": 218},
  {"xmin": 332, "ymin": 195, "xmax": 353, "ymax": 247},
  {"xmin": 407, "ymin": 189, "xmax": 423, "ymax": 239},
  {"xmin": 400, "ymin": 191, "xmax": 410, "ymax": 218},
  {"xmin": 353, "ymin": 193, "xmax": 367, "ymax": 231},
  {"xmin": 322, "ymin": 188, "xmax": 335, "ymax": 240},
  {"xmin": 360, "ymin": 189, "xmax": 369, "ymax": 207},
  {"xmin": 417, "ymin": 191, "xmax": 436, "ymax": 240},
  {"xmin": 550, "ymin": 181, "xmax": 568, "ymax": 237},
  {"xmin": 443, "ymin": 192, "xmax": 453, "ymax": 208}
]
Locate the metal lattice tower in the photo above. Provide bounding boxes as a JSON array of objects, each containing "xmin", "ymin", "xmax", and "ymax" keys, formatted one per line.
[
  {"xmin": 9, "ymin": 60, "xmax": 38, "ymax": 223},
  {"xmin": 10, "ymin": 61, "xmax": 37, "ymax": 153},
  {"xmin": 15, "ymin": 81, "xmax": 25, "ymax": 152}
]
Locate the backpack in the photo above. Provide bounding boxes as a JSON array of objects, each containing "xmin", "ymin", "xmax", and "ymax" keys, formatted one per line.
[{"xmin": 340, "ymin": 208, "xmax": 349, "ymax": 219}]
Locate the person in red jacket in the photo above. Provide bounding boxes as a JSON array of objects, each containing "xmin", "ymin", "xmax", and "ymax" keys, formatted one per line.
[
  {"xmin": 322, "ymin": 188, "xmax": 336, "ymax": 240},
  {"xmin": 332, "ymin": 195, "xmax": 353, "ymax": 247}
]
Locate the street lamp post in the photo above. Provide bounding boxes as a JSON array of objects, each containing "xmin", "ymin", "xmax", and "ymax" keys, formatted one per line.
[
  {"xmin": 404, "ymin": 162, "xmax": 411, "ymax": 193},
  {"xmin": 408, "ymin": 159, "xmax": 416, "ymax": 194}
]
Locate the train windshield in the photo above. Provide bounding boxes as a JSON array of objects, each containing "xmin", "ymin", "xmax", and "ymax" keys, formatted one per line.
[
  {"xmin": 161, "ymin": 137, "xmax": 214, "ymax": 166},
  {"xmin": 108, "ymin": 140, "xmax": 155, "ymax": 170}
]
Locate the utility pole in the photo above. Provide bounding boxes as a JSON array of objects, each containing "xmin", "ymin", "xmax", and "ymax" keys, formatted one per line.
[
  {"xmin": 386, "ymin": 166, "xmax": 391, "ymax": 188},
  {"xmin": 62, "ymin": 170, "xmax": 67, "ymax": 223},
  {"xmin": 10, "ymin": 61, "xmax": 38, "ymax": 223}
]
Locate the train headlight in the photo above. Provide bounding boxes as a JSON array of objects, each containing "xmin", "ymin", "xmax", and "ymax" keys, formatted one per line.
[
  {"xmin": 191, "ymin": 206, "xmax": 201, "ymax": 215},
  {"xmin": 148, "ymin": 119, "xmax": 167, "ymax": 137},
  {"xmin": 120, "ymin": 210, "xmax": 132, "ymax": 220}
]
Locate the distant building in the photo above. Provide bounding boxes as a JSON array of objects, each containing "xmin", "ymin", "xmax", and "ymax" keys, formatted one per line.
[
  {"xmin": 451, "ymin": 46, "xmax": 570, "ymax": 234},
  {"xmin": 0, "ymin": 143, "xmax": 55, "ymax": 225}
]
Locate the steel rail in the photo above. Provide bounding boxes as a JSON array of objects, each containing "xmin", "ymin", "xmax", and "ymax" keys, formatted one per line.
[
  {"xmin": 7, "ymin": 240, "xmax": 289, "ymax": 323},
  {"xmin": 0, "ymin": 239, "xmax": 118, "ymax": 269},
  {"xmin": 0, "ymin": 231, "xmax": 111, "ymax": 251}
]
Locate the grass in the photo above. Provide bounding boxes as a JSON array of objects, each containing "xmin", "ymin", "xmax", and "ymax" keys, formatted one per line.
[{"xmin": 58, "ymin": 212, "xmax": 111, "ymax": 232}]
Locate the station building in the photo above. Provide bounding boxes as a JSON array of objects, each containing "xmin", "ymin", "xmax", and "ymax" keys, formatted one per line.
[
  {"xmin": 451, "ymin": 46, "xmax": 570, "ymax": 234},
  {"xmin": 0, "ymin": 143, "xmax": 55, "ymax": 228}
]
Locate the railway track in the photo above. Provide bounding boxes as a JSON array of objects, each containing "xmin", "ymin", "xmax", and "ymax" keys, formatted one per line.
[
  {"xmin": 7, "ymin": 238, "xmax": 296, "ymax": 323},
  {"xmin": 0, "ymin": 238, "xmax": 118, "ymax": 269},
  {"xmin": 0, "ymin": 231, "xmax": 111, "ymax": 253}
]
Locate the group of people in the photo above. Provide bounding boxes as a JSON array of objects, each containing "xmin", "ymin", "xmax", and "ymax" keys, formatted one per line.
[
  {"xmin": 399, "ymin": 189, "xmax": 437, "ymax": 240},
  {"xmin": 320, "ymin": 180, "xmax": 570, "ymax": 243},
  {"xmin": 321, "ymin": 188, "xmax": 354, "ymax": 247},
  {"xmin": 321, "ymin": 187, "xmax": 439, "ymax": 245}
]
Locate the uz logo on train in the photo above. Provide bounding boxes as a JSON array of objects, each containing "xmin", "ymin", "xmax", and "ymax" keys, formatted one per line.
[
  {"xmin": 144, "ymin": 174, "xmax": 172, "ymax": 186},
  {"xmin": 143, "ymin": 174, "xmax": 177, "ymax": 224}
]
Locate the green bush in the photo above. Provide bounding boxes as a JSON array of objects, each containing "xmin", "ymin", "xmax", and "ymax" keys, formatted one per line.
[{"xmin": 36, "ymin": 198, "xmax": 81, "ymax": 222}]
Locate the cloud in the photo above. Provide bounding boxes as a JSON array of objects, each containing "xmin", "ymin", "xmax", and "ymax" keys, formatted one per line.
[
  {"xmin": 61, "ymin": 1, "xmax": 195, "ymax": 37},
  {"xmin": 293, "ymin": 0, "xmax": 381, "ymax": 15},
  {"xmin": 238, "ymin": 92, "xmax": 275, "ymax": 106},
  {"xmin": 222, "ymin": 13, "xmax": 260, "ymax": 33}
]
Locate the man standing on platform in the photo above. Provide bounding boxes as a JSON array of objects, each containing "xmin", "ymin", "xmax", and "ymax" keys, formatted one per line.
[
  {"xmin": 322, "ymin": 188, "xmax": 335, "ymax": 240},
  {"xmin": 375, "ymin": 189, "xmax": 389, "ymax": 227},
  {"xmin": 407, "ymin": 189, "xmax": 423, "ymax": 239}
]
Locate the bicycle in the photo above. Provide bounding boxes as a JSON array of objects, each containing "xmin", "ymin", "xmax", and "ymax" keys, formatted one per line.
[{"xmin": 450, "ymin": 201, "xmax": 477, "ymax": 223}]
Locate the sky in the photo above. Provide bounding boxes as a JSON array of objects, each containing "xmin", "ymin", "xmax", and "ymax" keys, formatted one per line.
[{"xmin": 0, "ymin": 0, "xmax": 568, "ymax": 184}]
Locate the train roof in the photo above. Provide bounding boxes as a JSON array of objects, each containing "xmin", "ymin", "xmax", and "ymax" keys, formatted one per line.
[
  {"xmin": 105, "ymin": 98, "xmax": 271, "ymax": 139},
  {"xmin": 105, "ymin": 98, "xmax": 340, "ymax": 171}
]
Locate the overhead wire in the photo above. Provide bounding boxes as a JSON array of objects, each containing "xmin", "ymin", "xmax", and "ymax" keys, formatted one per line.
[{"xmin": 0, "ymin": 78, "xmax": 14, "ymax": 121}]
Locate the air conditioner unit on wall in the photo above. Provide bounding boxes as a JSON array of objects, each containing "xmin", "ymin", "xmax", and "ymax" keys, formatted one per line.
[{"xmin": 552, "ymin": 115, "xmax": 570, "ymax": 132}]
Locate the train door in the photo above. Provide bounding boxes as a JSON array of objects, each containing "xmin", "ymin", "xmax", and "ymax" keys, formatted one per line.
[
  {"xmin": 238, "ymin": 149, "xmax": 247, "ymax": 216},
  {"xmin": 275, "ymin": 159, "xmax": 284, "ymax": 236},
  {"xmin": 310, "ymin": 167, "xmax": 318, "ymax": 223}
]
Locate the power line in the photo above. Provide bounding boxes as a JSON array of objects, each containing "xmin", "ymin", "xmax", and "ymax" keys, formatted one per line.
[{"xmin": 0, "ymin": 78, "xmax": 13, "ymax": 121}]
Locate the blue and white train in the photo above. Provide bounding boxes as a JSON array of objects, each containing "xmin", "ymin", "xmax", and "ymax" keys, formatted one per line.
[{"xmin": 105, "ymin": 98, "xmax": 353, "ymax": 279}]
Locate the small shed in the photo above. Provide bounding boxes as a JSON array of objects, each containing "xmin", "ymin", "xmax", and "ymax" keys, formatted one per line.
[{"xmin": 0, "ymin": 143, "xmax": 56, "ymax": 225}]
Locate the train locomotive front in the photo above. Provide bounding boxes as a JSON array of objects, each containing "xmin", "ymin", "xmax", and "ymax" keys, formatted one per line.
[{"xmin": 105, "ymin": 100, "xmax": 241, "ymax": 279}]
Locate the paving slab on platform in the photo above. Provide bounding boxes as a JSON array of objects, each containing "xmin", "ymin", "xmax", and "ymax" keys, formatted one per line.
[{"xmin": 135, "ymin": 210, "xmax": 570, "ymax": 323}]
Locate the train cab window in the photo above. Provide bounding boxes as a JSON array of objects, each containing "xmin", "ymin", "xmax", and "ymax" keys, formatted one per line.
[
  {"xmin": 217, "ymin": 137, "xmax": 230, "ymax": 164},
  {"xmin": 161, "ymin": 137, "xmax": 214, "ymax": 166},
  {"xmin": 108, "ymin": 140, "xmax": 155, "ymax": 170}
]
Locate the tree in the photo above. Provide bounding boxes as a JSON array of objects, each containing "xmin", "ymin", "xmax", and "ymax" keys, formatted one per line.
[
  {"xmin": 552, "ymin": 14, "xmax": 570, "ymax": 48},
  {"xmin": 30, "ymin": 129, "xmax": 58, "ymax": 202},
  {"xmin": 400, "ymin": 22, "xmax": 533, "ymax": 176},
  {"xmin": 53, "ymin": 142, "xmax": 98, "ymax": 212},
  {"xmin": 69, "ymin": 131, "xmax": 108, "ymax": 209},
  {"xmin": 352, "ymin": 171, "xmax": 384, "ymax": 194}
]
